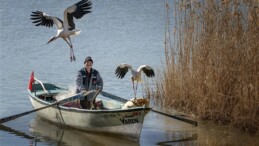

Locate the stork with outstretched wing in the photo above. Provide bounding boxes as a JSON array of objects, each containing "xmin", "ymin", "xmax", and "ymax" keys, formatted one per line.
[
  {"xmin": 30, "ymin": 0, "xmax": 92, "ymax": 62},
  {"xmin": 115, "ymin": 63, "xmax": 155, "ymax": 98}
]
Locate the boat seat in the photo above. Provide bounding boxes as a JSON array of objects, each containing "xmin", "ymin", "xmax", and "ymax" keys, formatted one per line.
[
  {"xmin": 38, "ymin": 95, "xmax": 55, "ymax": 102},
  {"xmin": 34, "ymin": 89, "xmax": 67, "ymax": 96},
  {"xmin": 32, "ymin": 83, "xmax": 67, "ymax": 96}
]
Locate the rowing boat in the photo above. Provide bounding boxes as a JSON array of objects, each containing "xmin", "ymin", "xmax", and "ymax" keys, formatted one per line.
[{"xmin": 28, "ymin": 74, "xmax": 150, "ymax": 140}]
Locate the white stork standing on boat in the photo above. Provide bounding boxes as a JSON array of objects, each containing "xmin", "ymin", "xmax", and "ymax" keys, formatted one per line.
[
  {"xmin": 115, "ymin": 63, "xmax": 155, "ymax": 98},
  {"xmin": 30, "ymin": 0, "xmax": 92, "ymax": 62}
]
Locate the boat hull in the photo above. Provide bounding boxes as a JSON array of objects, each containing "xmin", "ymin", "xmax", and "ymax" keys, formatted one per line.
[{"xmin": 29, "ymin": 94, "xmax": 146, "ymax": 139}]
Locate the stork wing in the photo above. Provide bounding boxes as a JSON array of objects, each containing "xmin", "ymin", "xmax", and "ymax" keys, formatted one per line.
[
  {"xmin": 64, "ymin": 0, "xmax": 92, "ymax": 30},
  {"xmin": 115, "ymin": 63, "xmax": 133, "ymax": 79},
  {"xmin": 31, "ymin": 11, "xmax": 63, "ymax": 29},
  {"xmin": 138, "ymin": 65, "xmax": 155, "ymax": 78}
]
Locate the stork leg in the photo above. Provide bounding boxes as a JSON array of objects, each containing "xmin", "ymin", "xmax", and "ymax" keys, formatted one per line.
[
  {"xmin": 68, "ymin": 37, "xmax": 76, "ymax": 62},
  {"xmin": 69, "ymin": 47, "xmax": 76, "ymax": 62},
  {"xmin": 63, "ymin": 38, "xmax": 75, "ymax": 62},
  {"xmin": 132, "ymin": 80, "xmax": 137, "ymax": 99},
  {"xmin": 135, "ymin": 82, "xmax": 139, "ymax": 99},
  {"xmin": 63, "ymin": 38, "xmax": 72, "ymax": 49}
]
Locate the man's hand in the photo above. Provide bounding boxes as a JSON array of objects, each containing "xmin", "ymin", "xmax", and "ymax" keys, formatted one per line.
[{"xmin": 81, "ymin": 89, "xmax": 89, "ymax": 98}]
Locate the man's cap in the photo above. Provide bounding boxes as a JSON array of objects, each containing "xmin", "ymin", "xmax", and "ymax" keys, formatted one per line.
[{"xmin": 84, "ymin": 56, "xmax": 93, "ymax": 64}]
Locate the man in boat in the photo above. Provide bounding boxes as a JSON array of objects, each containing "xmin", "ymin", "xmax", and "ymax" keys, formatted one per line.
[{"xmin": 76, "ymin": 56, "xmax": 103, "ymax": 109}]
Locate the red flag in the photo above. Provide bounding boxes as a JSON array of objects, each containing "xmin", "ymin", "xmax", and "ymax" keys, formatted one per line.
[{"xmin": 28, "ymin": 71, "xmax": 34, "ymax": 91}]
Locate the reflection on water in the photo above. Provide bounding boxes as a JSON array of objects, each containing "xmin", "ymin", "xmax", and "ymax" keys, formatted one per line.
[
  {"xmin": 194, "ymin": 121, "xmax": 259, "ymax": 146},
  {"xmin": 0, "ymin": 115, "xmax": 199, "ymax": 146},
  {"xmin": 0, "ymin": 124, "xmax": 34, "ymax": 140},
  {"xmin": 3, "ymin": 113, "xmax": 258, "ymax": 146},
  {"xmin": 0, "ymin": 124, "xmax": 38, "ymax": 146},
  {"xmin": 29, "ymin": 116, "xmax": 140, "ymax": 146},
  {"xmin": 157, "ymin": 133, "xmax": 198, "ymax": 145}
]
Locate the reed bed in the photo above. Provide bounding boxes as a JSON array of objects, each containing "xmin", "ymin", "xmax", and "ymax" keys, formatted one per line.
[{"xmin": 148, "ymin": 0, "xmax": 258, "ymax": 134}]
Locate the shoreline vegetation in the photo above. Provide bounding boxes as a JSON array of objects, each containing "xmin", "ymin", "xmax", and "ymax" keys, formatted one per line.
[{"xmin": 147, "ymin": 0, "xmax": 258, "ymax": 135}]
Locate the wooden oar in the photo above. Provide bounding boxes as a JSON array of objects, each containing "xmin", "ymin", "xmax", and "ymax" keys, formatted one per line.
[
  {"xmin": 0, "ymin": 90, "xmax": 95, "ymax": 124},
  {"xmin": 148, "ymin": 108, "xmax": 198, "ymax": 127},
  {"xmin": 101, "ymin": 91, "xmax": 128, "ymax": 103},
  {"xmin": 101, "ymin": 91, "xmax": 198, "ymax": 127}
]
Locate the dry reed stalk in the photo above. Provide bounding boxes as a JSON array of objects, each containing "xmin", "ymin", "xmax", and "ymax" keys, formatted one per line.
[{"xmin": 148, "ymin": 0, "xmax": 259, "ymax": 134}]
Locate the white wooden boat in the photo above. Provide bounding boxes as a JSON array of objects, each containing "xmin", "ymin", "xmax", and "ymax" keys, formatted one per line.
[{"xmin": 28, "ymin": 75, "xmax": 150, "ymax": 140}]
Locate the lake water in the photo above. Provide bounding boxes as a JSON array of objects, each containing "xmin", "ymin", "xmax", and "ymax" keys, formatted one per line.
[{"xmin": 0, "ymin": 0, "xmax": 258, "ymax": 146}]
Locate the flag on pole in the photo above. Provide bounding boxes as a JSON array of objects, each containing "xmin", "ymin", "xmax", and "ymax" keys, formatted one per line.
[{"xmin": 28, "ymin": 71, "xmax": 34, "ymax": 91}]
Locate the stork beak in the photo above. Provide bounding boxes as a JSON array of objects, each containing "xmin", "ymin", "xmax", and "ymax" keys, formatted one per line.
[{"xmin": 47, "ymin": 37, "xmax": 55, "ymax": 44}]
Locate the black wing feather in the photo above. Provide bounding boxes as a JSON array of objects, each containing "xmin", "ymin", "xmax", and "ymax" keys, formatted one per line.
[
  {"xmin": 73, "ymin": 0, "xmax": 92, "ymax": 19},
  {"xmin": 67, "ymin": 13, "xmax": 75, "ymax": 30},
  {"xmin": 30, "ymin": 11, "xmax": 54, "ymax": 28},
  {"xmin": 67, "ymin": 0, "xmax": 92, "ymax": 30},
  {"xmin": 115, "ymin": 66, "xmax": 128, "ymax": 79},
  {"xmin": 142, "ymin": 67, "xmax": 155, "ymax": 78}
]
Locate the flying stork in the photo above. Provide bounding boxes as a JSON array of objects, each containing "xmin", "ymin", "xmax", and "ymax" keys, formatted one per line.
[
  {"xmin": 30, "ymin": 0, "xmax": 92, "ymax": 62},
  {"xmin": 115, "ymin": 63, "xmax": 155, "ymax": 98}
]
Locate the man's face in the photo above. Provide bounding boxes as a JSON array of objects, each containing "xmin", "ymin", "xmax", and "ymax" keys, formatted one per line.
[{"xmin": 85, "ymin": 61, "xmax": 93, "ymax": 70}]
